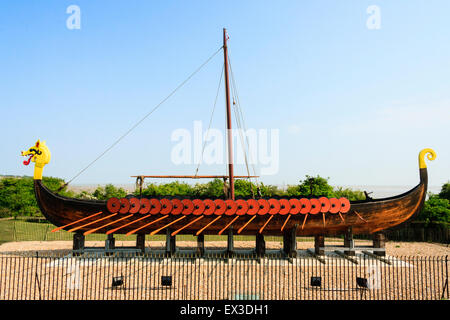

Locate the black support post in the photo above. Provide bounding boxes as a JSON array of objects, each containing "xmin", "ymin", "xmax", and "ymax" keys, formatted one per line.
[
  {"xmin": 136, "ymin": 233, "xmax": 146, "ymax": 254},
  {"xmin": 227, "ymin": 228, "xmax": 234, "ymax": 257},
  {"xmin": 283, "ymin": 226, "xmax": 298, "ymax": 257},
  {"xmin": 255, "ymin": 233, "xmax": 265, "ymax": 256},
  {"xmin": 314, "ymin": 235, "xmax": 325, "ymax": 256},
  {"xmin": 344, "ymin": 227, "xmax": 355, "ymax": 256},
  {"xmin": 373, "ymin": 232, "xmax": 386, "ymax": 256},
  {"xmin": 197, "ymin": 234, "xmax": 205, "ymax": 256},
  {"xmin": 73, "ymin": 232, "xmax": 85, "ymax": 254},
  {"xmin": 105, "ymin": 234, "xmax": 115, "ymax": 256},
  {"xmin": 166, "ymin": 228, "xmax": 176, "ymax": 256}
]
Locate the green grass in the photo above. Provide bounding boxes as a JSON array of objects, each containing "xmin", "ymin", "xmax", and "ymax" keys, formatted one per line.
[{"xmin": 0, "ymin": 218, "xmax": 15, "ymax": 244}]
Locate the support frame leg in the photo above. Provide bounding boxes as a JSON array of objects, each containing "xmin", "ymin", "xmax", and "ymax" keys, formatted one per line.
[
  {"xmin": 256, "ymin": 233, "xmax": 266, "ymax": 256},
  {"xmin": 314, "ymin": 235, "xmax": 325, "ymax": 256},
  {"xmin": 197, "ymin": 234, "xmax": 205, "ymax": 257},
  {"xmin": 344, "ymin": 227, "xmax": 355, "ymax": 256},
  {"xmin": 227, "ymin": 228, "xmax": 234, "ymax": 257},
  {"xmin": 373, "ymin": 232, "xmax": 386, "ymax": 256}
]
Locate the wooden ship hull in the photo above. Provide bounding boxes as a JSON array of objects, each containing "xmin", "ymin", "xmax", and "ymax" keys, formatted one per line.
[{"xmin": 33, "ymin": 167, "xmax": 429, "ymax": 237}]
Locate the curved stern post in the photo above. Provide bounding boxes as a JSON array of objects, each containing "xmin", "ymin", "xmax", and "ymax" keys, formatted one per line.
[{"xmin": 417, "ymin": 148, "xmax": 437, "ymax": 216}]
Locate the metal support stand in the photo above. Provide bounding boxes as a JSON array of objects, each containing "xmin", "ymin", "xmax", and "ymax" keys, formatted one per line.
[
  {"xmin": 197, "ymin": 234, "xmax": 205, "ymax": 256},
  {"xmin": 73, "ymin": 232, "xmax": 85, "ymax": 254},
  {"xmin": 105, "ymin": 234, "xmax": 115, "ymax": 255},
  {"xmin": 372, "ymin": 232, "xmax": 386, "ymax": 256},
  {"xmin": 72, "ymin": 232, "xmax": 146, "ymax": 255},
  {"xmin": 344, "ymin": 227, "xmax": 355, "ymax": 256},
  {"xmin": 136, "ymin": 234, "xmax": 146, "ymax": 254},
  {"xmin": 314, "ymin": 235, "xmax": 325, "ymax": 256},
  {"xmin": 227, "ymin": 228, "xmax": 234, "ymax": 257},
  {"xmin": 255, "ymin": 233, "xmax": 265, "ymax": 256},
  {"xmin": 283, "ymin": 226, "xmax": 297, "ymax": 257},
  {"xmin": 166, "ymin": 228, "xmax": 176, "ymax": 256}
]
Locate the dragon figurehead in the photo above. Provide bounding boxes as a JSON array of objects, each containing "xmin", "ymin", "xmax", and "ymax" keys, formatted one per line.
[{"xmin": 21, "ymin": 140, "xmax": 51, "ymax": 180}]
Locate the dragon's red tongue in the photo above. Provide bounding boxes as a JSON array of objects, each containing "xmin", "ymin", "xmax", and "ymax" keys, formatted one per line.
[{"xmin": 23, "ymin": 155, "xmax": 33, "ymax": 166}]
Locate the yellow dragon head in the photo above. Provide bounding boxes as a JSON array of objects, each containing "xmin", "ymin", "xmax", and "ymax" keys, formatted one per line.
[{"xmin": 21, "ymin": 140, "xmax": 51, "ymax": 180}]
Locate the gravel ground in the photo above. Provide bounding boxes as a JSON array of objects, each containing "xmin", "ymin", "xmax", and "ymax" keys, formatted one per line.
[{"xmin": 0, "ymin": 240, "xmax": 448, "ymax": 300}]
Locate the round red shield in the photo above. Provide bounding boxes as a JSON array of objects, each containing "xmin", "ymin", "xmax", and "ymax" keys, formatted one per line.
[
  {"xmin": 149, "ymin": 198, "xmax": 161, "ymax": 214},
  {"xmin": 214, "ymin": 199, "xmax": 226, "ymax": 215},
  {"xmin": 139, "ymin": 198, "xmax": 151, "ymax": 214},
  {"xmin": 203, "ymin": 199, "xmax": 216, "ymax": 215},
  {"xmin": 119, "ymin": 198, "xmax": 130, "ymax": 214},
  {"xmin": 225, "ymin": 199, "xmax": 237, "ymax": 215},
  {"xmin": 329, "ymin": 198, "xmax": 341, "ymax": 214},
  {"xmin": 289, "ymin": 199, "xmax": 301, "ymax": 214},
  {"xmin": 128, "ymin": 198, "xmax": 141, "ymax": 214},
  {"xmin": 257, "ymin": 199, "xmax": 269, "ymax": 215},
  {"xmin": 309, "ymin": 198, "xmax": 321, "ymax": 215},
  {"xmin": 279, "ymin": 199, "xmax": 291, "ymax": 215},
  {"xmin": 246, "ymin": 199, "xmax": 259, "ymax": 215},
  {"xmin": 171, "ymin": 199, "xmax": 183, "ymax": 215},
  {"xmin": 318, "ymin": 197, "xmax": 331, "ymax": 213},
  {"xmin": 160, "ymin": 198, "xmax": 173, "ymax": 215},
  {"xmin": 339, "ymin": 197, "xmax": 351, "ymax": 213},
  {"xmin": 299, "ymin": 198, "xmax": 311, "ymax": 214},
  {"xmin": 192, "ymin": 199, "xmax": 205, "ymax": 215},
  {"xmin": 107, "ymin": 197, "xmax": 120, "ymax": 213},
  {"xmin": 268, "ymin": 199, "xmax": 281, "ymax": 215},
  {"xmin": 236, "ymin": 199, "xmax": 248, "ymax": 215},
  {"xmin": 181, "ymin": 199, "xmax": 194, "ymax": 215}
]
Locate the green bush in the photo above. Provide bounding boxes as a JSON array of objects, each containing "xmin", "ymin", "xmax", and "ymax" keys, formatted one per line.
[
  {"xmin": 333, "ymin": 187, "xmax": 366, "ymax": 201},
  {"xmin": 92, "ymin": 184, "xmax": 127, "ymax": 200},
  {"xmin": 0, "ymin": 176, "xmax": 73, "ymax": 217},
  {"xmin": 297, "ymin": 175, "xmax": 335, "ymax": 197},
  {"xmin": 193, "ymin": 179, "xmax": 226, "ymax": 198},
  {"xmin": 140, "ymin": 181, "xmax": 194, "ymax": 197},
  {"xmin": 285, "ymin": 176, "xmax": 365, "ymax": 200},
  {"xmin": 416, "ymin": 194, "xmax": 450, "ymax": 225}
]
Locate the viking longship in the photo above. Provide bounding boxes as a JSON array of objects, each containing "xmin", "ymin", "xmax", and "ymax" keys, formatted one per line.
[{"xmin": 21, "ymin": 29, "xmax": 436, "ymax": 240}]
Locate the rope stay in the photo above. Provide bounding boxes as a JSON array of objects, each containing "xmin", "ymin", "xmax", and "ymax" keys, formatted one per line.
[
  {"xmin": 194, "ymin": 65, "xmax": 224, "ymax": 177},
  {"xmin": 63, "ymin": 46, "xmax": 224, "ymax": 188},
  {"xmin": 227, "ymin": 51, "xmax": 260, "ymax": 196}
]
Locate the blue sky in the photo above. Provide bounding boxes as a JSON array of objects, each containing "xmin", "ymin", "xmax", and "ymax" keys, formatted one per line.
[{"xmin": 1, "ymin": 1, "xmax": 449, "ymax": 189}]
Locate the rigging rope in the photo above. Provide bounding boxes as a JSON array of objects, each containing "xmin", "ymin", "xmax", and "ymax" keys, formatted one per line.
[
  {"xmin": 194, "ymin": 65, "xmax": 224, "ymax": 177},
  {"xmin": 227, "ymin": 52, "xmax": 259, "ymax": 196},
  {"xmin": 61, "ymin": 46, "xmax": 224, "ymax": 189}
]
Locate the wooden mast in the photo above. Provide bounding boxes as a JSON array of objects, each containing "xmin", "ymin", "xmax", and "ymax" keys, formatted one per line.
[{"xmin": 223, "ymin": 28, "xmax": 235, "ymax": 200}]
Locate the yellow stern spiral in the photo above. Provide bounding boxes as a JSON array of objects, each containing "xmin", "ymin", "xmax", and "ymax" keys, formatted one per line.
[{"xmin": 419, "ymin": 148, "xmax": 436, "ymax": 169}]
